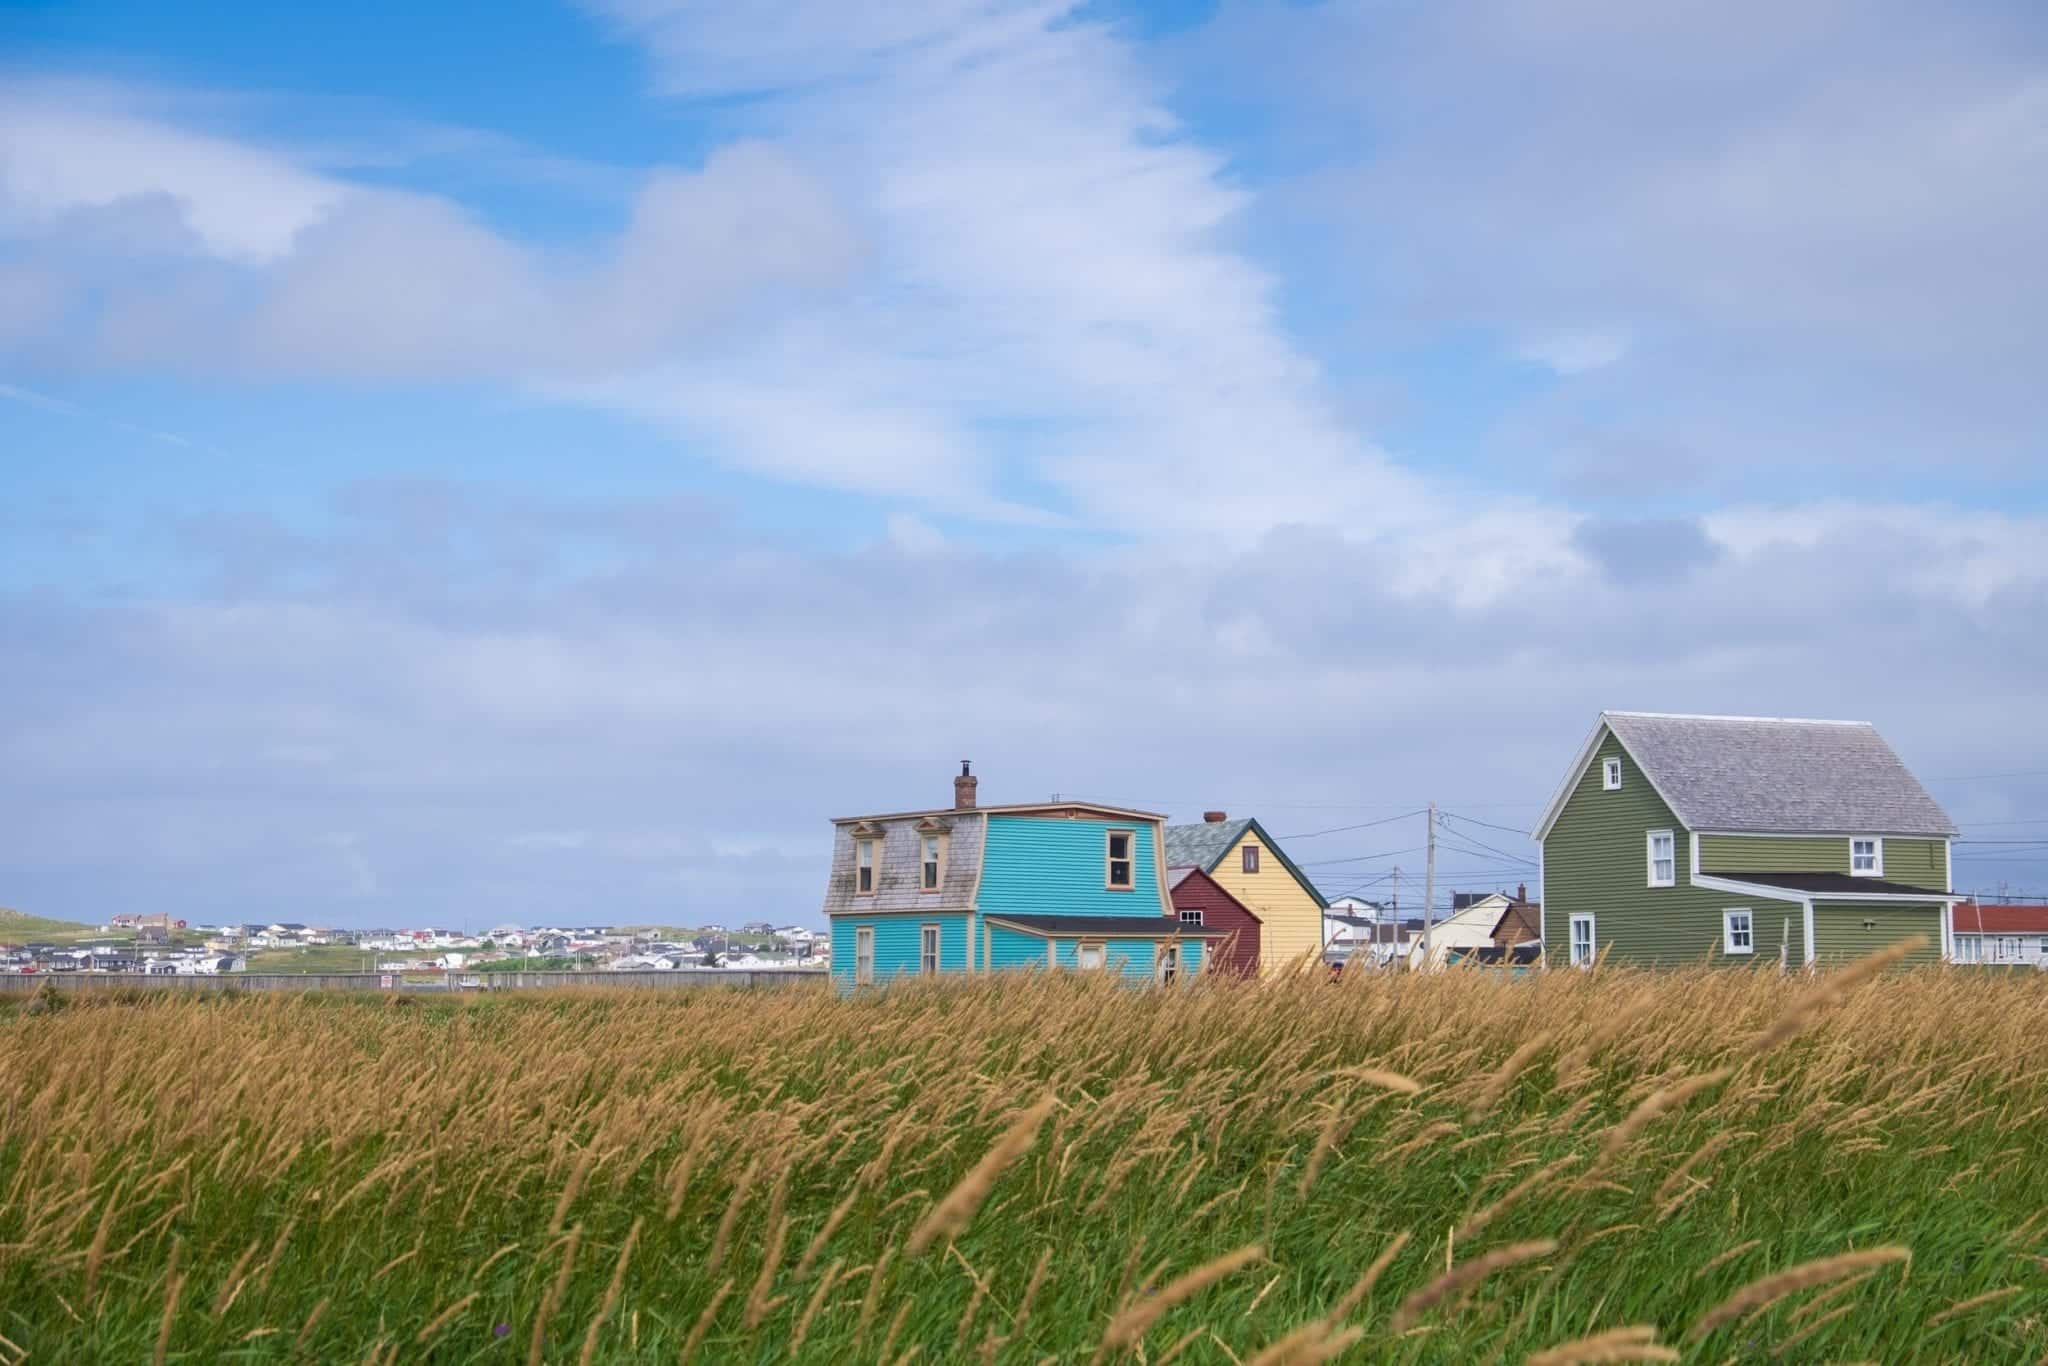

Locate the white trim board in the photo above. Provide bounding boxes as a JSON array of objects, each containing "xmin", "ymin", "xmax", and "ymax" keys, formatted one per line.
[{"xmin": 1690, "ymin": 872, "xmax": 1961, "ymax": 905}]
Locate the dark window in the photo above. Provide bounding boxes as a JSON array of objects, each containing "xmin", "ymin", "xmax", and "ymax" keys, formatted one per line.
[
  {"xmin": 1107, "ymin": 831, "xmax": 1134, "ymax": 888},
  {"xmin": 1179, "ymin": 908, "xmax": 1203, "ymax": 925},
  {"xmin": 1242, "ymin": 845, "xmax": 1261, "ymax": 874}
]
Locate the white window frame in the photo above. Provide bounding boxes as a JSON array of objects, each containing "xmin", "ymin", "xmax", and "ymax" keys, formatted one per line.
[
  {"xmin": 1105, "ymin": 830, "xmax": 1135, "ymax": 890},
  {"xmin": 1849, "ymin": 837, "xmax": 1882, "ymax": 878},
  {"xmin": 2039, "ymin": 936, "xmax": 2048, "ymax": 963},
  {"xmin": 855, "ymin": 838, "xmax": 877, "ymax": 896},
  {"xmin": 1568, "ymin": 914, "xmax": 1596, "ymax": 969},
  {"xmin": 1996, "ymin": 934, "xmax": 2022, "ymax": 964},
  {"xmin": 1722, "ymin": 908, "xmax": 1754, "ymax": 956},
  {"xmin": 920, "ymin": 923, "xmax": 941, "ymax": 975},
  {"xmin": 919, "ymin": 833, "xmax": 944, "ymax": 893},
  {"xmin": 854, "ymin": 926, "xmax": 875, "ymax": 985},
  {"xmin": 1646, "ymin": 830, "xmax": 1676, "ymax": 888},
  {"xmin": 1076, "ymin": 941, "xmax": 1106, "ymax": 971},
  {"xmin": 1953, "ymin": 933, "xmax": 1981, "ymax": 965},
  {"xmin": 1602, "ymin": 757, "xmax": 1622, "ymax": 791},
  {"xmin": 1157, "ymin": 942, "xmax": 1179, "ymax": 985},
  {"xmin": 1178, "ymin": 908, "xmax": 1203, "ymax": 926}
]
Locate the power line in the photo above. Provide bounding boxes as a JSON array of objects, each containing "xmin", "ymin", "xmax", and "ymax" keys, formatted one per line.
[
  {"xmin": 1279, "ymin": 809, "xmax": 1427, "ymax": 840},
  {"xmin": 1437, "ymin": 810, "xmax": 1538, "ymax": 838},
  {"xmin": 1298, "ymin": 846, "xmax": 1425, "ymax": 869},
  {"xmin": 1932, "ymin": 768, "xmax": 2048, "ymax": 783},
  {"xmin": 1435, "ymin": 819, "xmax": 1539, "ymax": 867}
]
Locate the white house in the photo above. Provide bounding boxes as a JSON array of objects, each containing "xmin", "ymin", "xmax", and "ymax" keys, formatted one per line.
[{"xmin": 1405, "ymin": 895, "xmax": 1511, "ymax": 970}]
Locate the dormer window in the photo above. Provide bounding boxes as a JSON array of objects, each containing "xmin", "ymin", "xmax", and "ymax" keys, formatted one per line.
[
  {"xmin": 920, "ymin": 833, "xmax": 944, "ymax": 891},
  {"xmin": 855, "ymin": 837, "xmax": 877, "ymax": 895},
  {"xmin": 1602, "ymin": 757, "xmax": 1622, "ymax": 790},
  {"xmin": 1106, "ymin": 830, "xmax": 1135, "ymax": 889},
  {"xmin": 1850, "ymin": 837, "xmax": 1882, "ymax": 877}
]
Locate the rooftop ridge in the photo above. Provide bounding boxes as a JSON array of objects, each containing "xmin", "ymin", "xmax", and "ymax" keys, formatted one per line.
[{"xmin": 1605, "ymin": 710, "xmax": 1871, "ymax": 727}]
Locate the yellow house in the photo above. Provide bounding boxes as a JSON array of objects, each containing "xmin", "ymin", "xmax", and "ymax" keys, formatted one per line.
[{"xmin": 1165, "ymin": 813, "xmax": 1328, "ymax": 976}]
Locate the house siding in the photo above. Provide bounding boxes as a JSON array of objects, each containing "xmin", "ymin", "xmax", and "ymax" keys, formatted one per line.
[
  {"xmin": 1699, "ymin": 834, "xmax": 1946, "ymax": 886},
  {"xmin": 976, "ymin": 815, "xmax": 1171, "ymax": 921},
  {"xmin": 1543, "ymin": 731, "xmax": 1804, "ymax": 968},
  {"xmin": 986, "ymin": 924, "xmax": 1053, "ymax": 971},
  {"xmin": 1208, "ymin": 829, "xmax": 1323, "ymax": 976},
  {"xmin": 1811, "ymin": 903, "xmax": 1943, "ymax": 967},
  {"xmin": 829, "ymin": 913, "xmax": 969, "ymax": 990},
  {"xmin": 1168, "ymin": 870, "xmax": 1260, "ymax": 977}
]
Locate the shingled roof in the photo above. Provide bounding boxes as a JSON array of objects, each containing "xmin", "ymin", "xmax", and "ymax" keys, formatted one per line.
[
  {"xmin": 1538, "ymin": 712, "xmax": 1957, "ymax": 838},
  {"xmin": 1164, "ymin": 818, "xmax": 1253, "ymax": 869},
  {"xmin": 1163, "ymin": 816, "xmax": 1329, "ymax": 909}
]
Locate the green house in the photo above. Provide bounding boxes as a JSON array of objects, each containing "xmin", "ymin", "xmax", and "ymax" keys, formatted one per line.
[{"xmin": 1533, "ymin": 713, "xmax": 1960, "ymax": 970}]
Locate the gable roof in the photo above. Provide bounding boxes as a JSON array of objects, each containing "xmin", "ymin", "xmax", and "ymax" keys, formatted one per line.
[
  {"xmin": 1166, "ymin": 865, "xmax": 1263, "ymax": 921},
  {"xmin": 1535, "ymin": 712, "xmax": 1957, "ymax": 840},
  {"xmin": 1953, "ymin": 903, "xmax": 2048, "ymax": 933},
  {"xmin": 1163, "ymin": 817, "xmax": 1329, "ymax": 909}
]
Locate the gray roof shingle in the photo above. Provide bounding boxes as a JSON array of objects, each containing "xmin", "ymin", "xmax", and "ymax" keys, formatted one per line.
[
  {"xmin": 1164, "ymin": 819, "xmax": 1253, "ymax": 869},
  {"xmin": 1604, "ymin": 712, "xmax": 1957, "ymax": 836}
]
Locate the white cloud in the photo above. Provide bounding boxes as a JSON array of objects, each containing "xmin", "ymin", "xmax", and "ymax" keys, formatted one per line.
[
  {"xmin": 0, "ymin": 88, "xmax": 351, "ymax": 262},
  {"xmin": 5, "ymin": 485, "xmax": 2045, "ymax": 924},
  {"xmin": 558, "ymin": 1, "xmax": 1432, "ymax": 538}
]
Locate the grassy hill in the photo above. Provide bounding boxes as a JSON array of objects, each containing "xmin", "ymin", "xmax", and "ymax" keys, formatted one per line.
[{"xmin": 0, "ymin": 906, "xmax": 104, "ymax": 945}]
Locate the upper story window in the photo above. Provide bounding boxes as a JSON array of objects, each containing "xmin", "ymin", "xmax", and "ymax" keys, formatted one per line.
[
  {"xmin": 1602, "ymin": 757, "xmax": 1622, "ymax": 790},
  {"xmin": 1106, "ymin": 830, "xmax": 1135, "ymax": 889},
  {"xmin": 1242, "ymin": 844, "xmax": 1262, "ymax": 874},
  {"xmin": 1850, "ymin": 837, "xmax": 1882, "ymax": 877},
  {"xmin": 920, "ymin": 834, "xmax": 944, "ymax": 891},
  {"xmin": 1179, "ymin": 908, "xmax": 1203, "ymax": 925},
  {"xmin": 1647, "ymin": 830, "xmax": 1676, "ymax": 887},
  {"xmin": 855, "ymin": 838, "xmax": 877, "ymax": 895}
]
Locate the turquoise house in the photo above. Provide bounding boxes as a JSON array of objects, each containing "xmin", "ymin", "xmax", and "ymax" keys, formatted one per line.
[{"xmin": 824, "ymin": 763, "xmax": 1227, "ymax": 990}]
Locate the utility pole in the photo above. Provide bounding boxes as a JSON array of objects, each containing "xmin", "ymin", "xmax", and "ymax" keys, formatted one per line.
[{"xmin": 1420, "ymin": 803, "xmax": 1437, "ymax": 971}]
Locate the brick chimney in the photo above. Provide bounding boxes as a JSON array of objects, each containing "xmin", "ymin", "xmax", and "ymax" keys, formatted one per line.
[
  {"xmin": 1517, "ymin": 883, "xmax": 1528, "ymax": 903},
  {"xmin": 954, "ymin": 760, "xmax": 978, "ymax": 810},
  {"xmin": 1203, "ymin": 810, "xmax": 1228, "ymax": 823}
]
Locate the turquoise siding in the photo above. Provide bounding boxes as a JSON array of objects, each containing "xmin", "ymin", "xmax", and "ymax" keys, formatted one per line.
[
  {"xmin": 982, "ymin": 923, "xmax": 1202, "ymax": 982},
  {"xmin": 977, "ymin": 815, "xmax": 1171, "ymax": 920},
  {"xmin": 1051, "ymin": 938, "xmax": 1155, "ymax": 979},
  {"xmin": 828, "ymin": 912, "xmax": 968, "ymax": 990},
  {"xmin": 987, "ymin": 924, "xmax": 1053, "ymax": 971}
]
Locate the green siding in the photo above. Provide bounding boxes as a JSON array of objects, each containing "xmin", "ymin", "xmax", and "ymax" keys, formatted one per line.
[
  {"xmin": 1811, "ymin": 903, "xmax": 1943, "ymax": 967},
  {"xmin": 1543, "ymin": 731, "xmax": 1803, "ymax": 969},
  {"xmin": 1700, "ymin": 835, "xmax": 1946, "ymax": 886}
]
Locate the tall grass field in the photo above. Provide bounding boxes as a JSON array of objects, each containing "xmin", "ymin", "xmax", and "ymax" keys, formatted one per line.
[{"xmin": 3, "ymin": 950, "xmax": 2045, "ymax": 1362}]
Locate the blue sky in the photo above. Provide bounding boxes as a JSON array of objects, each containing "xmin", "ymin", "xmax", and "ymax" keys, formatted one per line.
[{"xmin": 4, "ymin": 0, "xmax": 2047, "ymax": 927}]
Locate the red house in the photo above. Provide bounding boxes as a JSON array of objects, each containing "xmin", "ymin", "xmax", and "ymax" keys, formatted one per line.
[{"xmin": 1168, "ymin": 865, "xmax": 1262, "ymax": 978}]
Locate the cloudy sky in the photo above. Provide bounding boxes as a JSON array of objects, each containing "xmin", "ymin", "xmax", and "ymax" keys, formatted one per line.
[{"xmin": 5, "ymin": 0, "xmax": 2046, "ymax": 929}]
